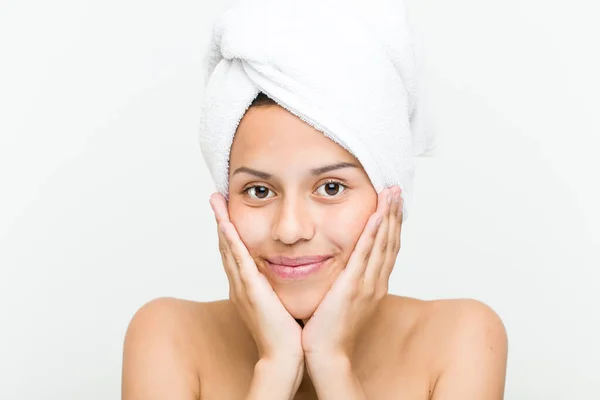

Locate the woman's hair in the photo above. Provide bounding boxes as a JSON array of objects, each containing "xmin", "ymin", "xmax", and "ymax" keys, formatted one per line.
[{"xmin": 249, "ymin": 92, "xmax": 277, "ymax": 108}]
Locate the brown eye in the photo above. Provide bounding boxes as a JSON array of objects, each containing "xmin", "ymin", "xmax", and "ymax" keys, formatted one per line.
[
  {"xmin": 246, "ymin": 186, "xmax": 274, "ymax": 200},
  {"xmin": 316, "ymin": 181, "xmax": 347, "ymax": 197}
]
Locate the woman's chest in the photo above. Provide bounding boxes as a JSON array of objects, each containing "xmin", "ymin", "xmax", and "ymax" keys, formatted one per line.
[
  {"xmin": 197, "ymin": 350, "xmax": 432, "ymax": 400},
  {"xmin": 194, "ymin": 299, "xmax": 434, "ymax": 399}
]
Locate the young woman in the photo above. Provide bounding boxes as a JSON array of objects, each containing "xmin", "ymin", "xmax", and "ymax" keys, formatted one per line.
[{"xmin": 121, "ymin": 93, "xmax": 508, "ymax": 399}]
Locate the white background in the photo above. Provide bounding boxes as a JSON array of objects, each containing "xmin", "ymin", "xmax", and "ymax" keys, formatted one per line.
[{"xmin": 1, "ymin": 0, "xmax": 599, "ymax": 398}]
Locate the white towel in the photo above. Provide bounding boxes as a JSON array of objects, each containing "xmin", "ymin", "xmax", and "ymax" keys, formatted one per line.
[{"xmin": 198, "ymin": 0, "xmax": 437, "ymax": 222}]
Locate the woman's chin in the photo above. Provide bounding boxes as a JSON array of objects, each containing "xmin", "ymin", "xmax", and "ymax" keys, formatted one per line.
[
  {"xmin": 276, "ymin": 287, "xmax": 326, "ymax": 320},
  {"xmin": 287, "ymin": 305, "xmax": 317, "ymax": 320}
]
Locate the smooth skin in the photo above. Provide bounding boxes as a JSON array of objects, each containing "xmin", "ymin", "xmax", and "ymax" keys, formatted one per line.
[
  {"xmin": 122, "ymin": 105, "xmax": 508, "ymax": 399},
  {"xmin": 214, "ymin": 184, "xmax": 400, "ymax": 399}
]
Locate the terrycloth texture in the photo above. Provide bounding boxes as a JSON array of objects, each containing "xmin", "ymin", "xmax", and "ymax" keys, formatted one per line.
[{"xmin": 198, "ymin": 0, "xmax": 437, "ymax": 222}]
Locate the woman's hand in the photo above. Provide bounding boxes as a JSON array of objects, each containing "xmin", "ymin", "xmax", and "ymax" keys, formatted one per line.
[
  {"xmin": 209, "ymin": 193, "xmax": 304, "ymax": 367},
  {"xmin": 301, "ymin": 186, "xmax": 403, "ymax": 363}
]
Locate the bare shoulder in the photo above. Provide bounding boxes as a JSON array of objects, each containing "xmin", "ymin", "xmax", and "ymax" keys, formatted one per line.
[
  {"xmin": 121, "ymin": 297, "xmax": 221, "ymax": 400},
  {"xmin": 419, "ymin": 298, "xmax": 509, "ymax": 399}
]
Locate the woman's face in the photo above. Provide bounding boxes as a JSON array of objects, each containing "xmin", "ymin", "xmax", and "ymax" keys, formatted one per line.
[{"xmin": 228, "ymin": 105, "xmax": 377, "ymax": 320}]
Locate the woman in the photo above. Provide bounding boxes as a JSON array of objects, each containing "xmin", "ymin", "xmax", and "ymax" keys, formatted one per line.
[
  {"xmin": 123, "ymin": 0, "xmax": 508, "ymax": 396},
  {"xmin": 121, "ymin": 93, "xmax": 508, "ymax": 399}
]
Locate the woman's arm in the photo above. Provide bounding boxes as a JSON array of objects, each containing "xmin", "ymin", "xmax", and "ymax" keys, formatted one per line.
[
  {"xmin": 305, "ymin": 354, "xmax": 367, "ymax": 400},
  {"xmin": 246, "ymin": 358, "xmax": 304, "ymax": 400},
  {"xmin": 120, "ymin": 298, "xmax": 303, "ymax": 400},
  {"xmin": 430, "ymin": 299, "xmax": 509, "ymax": 400},
  {"xmin": 306, "ymin": 299, "xmax": 508, "ymax": 400},
  {"xmin": 121, "ymin": 298, "xmax": 200, "ymax": 400}
]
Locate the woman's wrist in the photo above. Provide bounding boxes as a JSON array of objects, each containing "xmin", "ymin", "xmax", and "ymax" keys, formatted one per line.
[
  {"xmin": 305, "ymin": 354, "xmax": 367, "ymax": 399},
  {"xmin": 305, "ymin": 351, "xmax": 351, "ymax": 375},
  {"xmin": 246, "ymin": 357, "xmax": 303, "ymax": 400},
  {"xmin": 257, "ymin": 355, "xmax": 303, "ymax": 372}
]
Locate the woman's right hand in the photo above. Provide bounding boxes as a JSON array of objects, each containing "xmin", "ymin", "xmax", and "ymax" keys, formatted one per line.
[{"xmin": 209, "ymin": 192, "xmax": 304, "ymax": 367}]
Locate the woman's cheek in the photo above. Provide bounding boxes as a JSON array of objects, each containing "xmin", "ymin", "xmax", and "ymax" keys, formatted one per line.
[
  {"xmin": 324, "ymin": 205, "xmax": 371, "ymax": 251},
  {"xmin": 231, "ymin": 210, "xmax": 270, "ymax": 250}
]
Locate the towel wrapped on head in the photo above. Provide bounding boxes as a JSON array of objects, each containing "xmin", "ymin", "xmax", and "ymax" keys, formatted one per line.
[{"xmin": 198, "ymin": 0, "xmax": 437, "ymax": 222}]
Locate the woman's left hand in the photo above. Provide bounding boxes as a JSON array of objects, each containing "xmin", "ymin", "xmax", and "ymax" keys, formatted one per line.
[{"xmin": 301, "ymin": 185, "xmax": 404, "ymax": 362}]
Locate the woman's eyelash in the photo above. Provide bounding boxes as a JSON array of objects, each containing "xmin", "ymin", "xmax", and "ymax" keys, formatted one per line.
[
  {"xmin": 242, "ymin": 180, "xmax": 348, "ymax": 198},
  {"xmin": 321, "ymin": 179, "xmax": 348, "ymax": 190},
  {"xmin": 318, "ymin": 180, "xmax": 348, "ymax": 196},
  {"xmin": 241, "ymin": 185, "xmax": 269, "ymax": 197}
]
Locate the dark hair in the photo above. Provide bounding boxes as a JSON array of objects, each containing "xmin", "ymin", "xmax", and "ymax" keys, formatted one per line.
[{"xmin": 249, "ymin": 91, "xmax": 278, "ymax": 108}]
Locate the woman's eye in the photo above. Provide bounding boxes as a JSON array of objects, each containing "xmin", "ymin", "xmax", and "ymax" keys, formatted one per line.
[
  {"xmin": 245, "ymin": 186, "xmax": 274, "ymax": 200},
  {"xmin": 316, "ymin": 181, "xmax": 346, "ymax": 197},
  {"xmin": 244, "ymin": 181, "xmax": 346, "ymax": 200}
]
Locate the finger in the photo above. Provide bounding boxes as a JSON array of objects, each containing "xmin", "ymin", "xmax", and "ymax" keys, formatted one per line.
[
  {"xmin": 209, "ymin": 192, "xmax": 231, "ymax": 224},
  {"xmin": 216, "ymin": 220, "xmax": 243, "ymax": 291},
  {"xmin": 363, "ymin": 187, "xmax": 394, "ymax": 290},
  {"xmin": 220, "ymin": 221, "xmax": 260, "ymax": 286},
  {"xmin": 210, "ymin": 193, "xmax": 241, "ymax": 292},
  {"xmin": 379, "ymin": 190, "xmax": 404, "ymax": 285},
  {"xmin": 344, "ymin": 188, "xmax": 389, "ymax": 281}
]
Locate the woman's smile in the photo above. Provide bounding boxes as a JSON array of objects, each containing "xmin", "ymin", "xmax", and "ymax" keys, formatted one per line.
[
  {"xmin": 264, "ymin": 256, "xmax": 334, "ymax": 280},
  {"xmin": 227, "ymin": 103, "xmax": 377, "ymax": 317}
]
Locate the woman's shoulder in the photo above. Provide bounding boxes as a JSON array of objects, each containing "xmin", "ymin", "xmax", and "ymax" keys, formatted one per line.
[
  {"xmin": 387, "ymin": 295, "xmax": 507, "ymax": 354},
  {"xmin": 386, "ymin": 295, "xmax": 508, "ymax": 396},
  {"xmin": 123, "ymin": 296, "xmax": 222, "ymax": 334},
  {"xmin": 389, "ymin": 295, "xmax": 506, "ymax": 330},
  {"xmin": 123, "ymin": 297, "xmax": 240, "ymax": 353},
  {"xmin": 121, "ymin": 297, "xmax": 237, "ymax": 399}
]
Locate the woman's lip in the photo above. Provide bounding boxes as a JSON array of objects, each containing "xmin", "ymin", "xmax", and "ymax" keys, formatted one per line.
[
  {"xmin": 265, "ymin": 255, "xmax": 332, "ymax": 267},
  {"xmin": 265, "ymin": 257, "xmax": 333, "ymax": 279}
]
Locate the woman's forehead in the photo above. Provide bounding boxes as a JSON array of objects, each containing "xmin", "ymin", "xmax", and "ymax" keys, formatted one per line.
[{"xmin": 231, "ymin": 106, "xmax": 356, "ymax": 163}]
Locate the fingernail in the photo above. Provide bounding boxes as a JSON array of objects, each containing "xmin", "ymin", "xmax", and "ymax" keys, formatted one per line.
[
  {"xmin": 394, "ymin": 192, "xmax": 400, "ymax": 203},
  {"xmin": 387, "ymin": 191, "xmax": 392, "ymax": 205},
  {"xmin": 376, "ymin": 216, "xmax": 383, "ymax": 227}
]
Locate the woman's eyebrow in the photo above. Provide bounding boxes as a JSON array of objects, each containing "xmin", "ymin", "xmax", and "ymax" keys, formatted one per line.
[
  {"xmin": 231, "ymin": 162, "xmax": 359, "ymax": 179},
  {"xmin": 310, "ymin": 162, "xmax": 359, "ymax": 175}
]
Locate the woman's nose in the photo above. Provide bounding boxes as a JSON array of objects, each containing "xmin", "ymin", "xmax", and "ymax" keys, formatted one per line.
[{"xmin": 271, "ymin": 197, "xmax": 314, "ymax": 244}]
